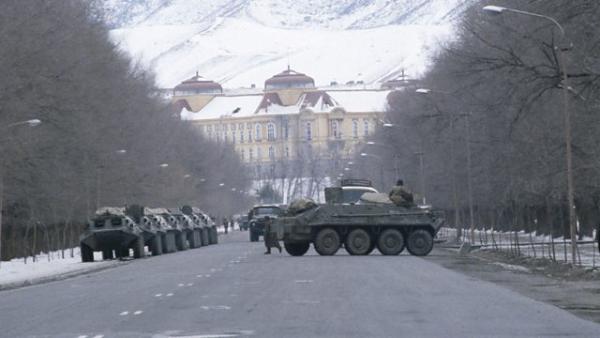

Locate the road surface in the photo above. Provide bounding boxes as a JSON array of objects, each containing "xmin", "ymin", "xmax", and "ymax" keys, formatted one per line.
[{"xmin": 1, "ymin": 231, "xmax": 599, "ymax": 337}]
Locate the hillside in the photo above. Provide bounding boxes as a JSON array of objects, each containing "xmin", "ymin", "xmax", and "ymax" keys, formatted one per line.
[{"xmin": 101, "ymin": 0, "xmax": 474, "ymax": 88}]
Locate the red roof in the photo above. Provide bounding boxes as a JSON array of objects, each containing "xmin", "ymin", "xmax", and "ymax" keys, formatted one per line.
[
  {"xmin": 265, "ymin": 68, "xmax": 315, "ymax": 89},
  {"xmin": 174, "ymin": 73, "xmax": 223, "ymax": 93}
]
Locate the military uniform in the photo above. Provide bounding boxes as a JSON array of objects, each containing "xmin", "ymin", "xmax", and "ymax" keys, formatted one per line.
[
  {"xmin": 389, "ymin": 185, "xmax": 415, "ymax": 208},
  {"xmin": 264, "ymin": 217, "xmax": 282, "ymax": 254}
]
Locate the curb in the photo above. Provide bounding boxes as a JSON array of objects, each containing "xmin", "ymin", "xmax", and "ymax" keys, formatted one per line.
[{"xmin": 0, "ymin": 260, "xmax": 127, "ymax": 292}]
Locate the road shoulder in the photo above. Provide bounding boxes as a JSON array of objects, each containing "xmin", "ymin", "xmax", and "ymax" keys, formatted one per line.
[{"xmin": 426, "ymin": 247, "xmax": 600, "ymax": 324}]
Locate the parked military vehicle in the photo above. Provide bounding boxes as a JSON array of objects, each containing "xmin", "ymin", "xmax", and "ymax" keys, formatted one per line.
[
  {"xmin": 238, "ymin": 215, "xmax": 249, "ymax": 231},
  {"xmin": 274, "ymin": 186, "xmax": 445, "ymax": 257},
  {"xmin": 168, "ymin": 208, "xmax": 202, "ymax": 249},
  {"xmin": 124, "ymin": 205, "xmax": 168, "ymax": 256},
  {"xmin": 80, "ymin": 207, "xmax": 145, "ymax": 262},
  {"xmin": 156, "ymin": 209, "xmax": 188, "ymax": 251},
  {"xmin": 248, "ymin": 205, "xmax": 284, "ymax": 242},
  {"xmin": 182, "ymin": 205, "xmax": 210, "ymax": 247},
  {"xmin": 144, "ymin": 207, "xmax": 179, "ymax": 253}
]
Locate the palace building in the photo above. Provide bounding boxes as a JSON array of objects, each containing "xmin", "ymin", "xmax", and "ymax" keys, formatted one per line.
[{"xmin": 175, "ymin": 68, "xmax": 399, "ymax": 178}]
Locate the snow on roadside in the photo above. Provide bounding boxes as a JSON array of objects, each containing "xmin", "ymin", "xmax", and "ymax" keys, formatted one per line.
[{"xmin": 0, "ymin": 249, "xmax": 112, "ymax": 287}]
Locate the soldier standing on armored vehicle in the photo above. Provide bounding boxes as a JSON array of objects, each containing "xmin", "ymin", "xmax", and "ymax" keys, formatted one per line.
[
  {"xmin": 389, "ymin": 179, "xmax": 415, "ymax": 208},
  {"xmin": 263, "ymin": 216, "xmax": 282, "ymax": 254}
]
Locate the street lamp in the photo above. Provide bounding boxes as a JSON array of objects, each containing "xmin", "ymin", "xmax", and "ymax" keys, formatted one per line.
[
  {"xmin": 414, "ymin": 151, "xmax": 426, "ymax": 205},
  {"xmin": 360, "ymin": 152, "xmax": 385, "ymax": 190},
  {"xmin": 483, "ymin": 5, "xmax": 577, "ymax": 264},
  {"xmin": 417, "ymin": 88, "xmax": 473, "ymax": 241},
  {"xmin": 1, "ymin": 119, "xmax": 42, "ymax": 268}
]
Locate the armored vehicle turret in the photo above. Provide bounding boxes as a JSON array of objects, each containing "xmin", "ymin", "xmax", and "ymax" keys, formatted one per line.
[
  {"xmin": 169, "ymin": 208, "xmax": 203, "ymax": 249},
  {"xmin": 80, "ymin": 207, "xmax": 145, "ymax": 262},
  {"xmin": 274, "ymin": 187, "xmax": 444, "ymax": 257},
  {"xmin": 181, "ymin": 205, "xmax": 210, "ymax": 247}
]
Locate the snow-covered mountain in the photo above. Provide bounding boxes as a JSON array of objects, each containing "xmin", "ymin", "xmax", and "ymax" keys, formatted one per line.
[{"xmin": 101, "ymin": 0, "xmax": 474, "ymax": 88}]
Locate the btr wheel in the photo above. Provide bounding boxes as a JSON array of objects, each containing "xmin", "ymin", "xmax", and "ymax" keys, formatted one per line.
[
  {"xmin": 151, "ymin": 235, "xmax": 163, "ymax": 256},
  {"xmin": 284, "ymin": 242, "xmax": 310, "ymax": 256},
  {"xmin": 406, "ymin": 229, "xmax": 434, "ymax": 256},
  {"xmin": 133, "ymin": 236, "xmax": 146, "ymax": 258},
  {"xmin": 345, "ymin": 229, "xmax": 372, "ymax": 255},
  {"xmin": 314, "ymin": 228, "xmax": 340, "ymax": 256},
  {"xmin": 81, "ymin": 243, "xmax": 94, "ymax": 262},
  {"xmin": 102, "ymin": 249, "xmax": 114, "ymax": 260},
  {"xmin": 377, "ymin": 229, "xmax": 405, "ymax": 256}
]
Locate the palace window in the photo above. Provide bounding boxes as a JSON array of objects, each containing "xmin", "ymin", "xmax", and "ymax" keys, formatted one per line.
[
  {"xmin": 257, "ymin": 147, "xmax": 262, "ymax": 161},
  {"xmin": 285, "ymin": 146, "xmax": 290, "ymax": 158},
  {"xmin": 232, "ymin": 131, "xmax": 236, "ymax": 144},
  {"xmin": 305, "ymin": 122, "xmax": 312, "ymax": 141},
  {"xmin": 268, "ymin": 146, "xmax": 275, "ymax": 159},
  {"xmin": 331, "ymin": 120, "xmax": 341, "ymax": 139},
  {"xmin": 240, "ymin": 149, "xmax": 245, "ymax": 161},
  {"xmin": 352, "ymin": 119, "xmax": 358, "ymax": 138},
  {"xmin": 255, "ymin": 123, "xmax": 262, "ymax": 141},
  {"xmin": 249, "ymin": 149, "xmax": 254, "ymax": 161},
  {"xmin": 267, "ymin": 123, "xmax": 276, "ymax": 141},
  {"xmin": 283, "ymin": 120, "xmax": 289, "ymax": 139},
  {"xmin": 363, "ymin": 120, "xmax": 369, "ymax": 137},
  {"xmin": 240, "ymin": 129, "xmax": 244, "ymax": 143}
]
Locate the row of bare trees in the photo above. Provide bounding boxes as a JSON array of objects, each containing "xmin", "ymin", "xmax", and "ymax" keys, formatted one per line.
[
  {"xmin": 357, "ymin": 0, "xmax": 600, "ymax": 243},
  {"xmin": 0, "ymin": 0, "xmax": 251, "ymax": 261}
]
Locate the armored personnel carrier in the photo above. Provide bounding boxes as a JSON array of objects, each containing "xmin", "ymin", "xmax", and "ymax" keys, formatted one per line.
[
  {"xmin": 274, "ymin": 187, "xmax": 444, "ymax": 257},
  {"xmin": 182, "ymin": 206, "xmax": 210, "ymax": 247},
  {"xmin": 125, "ymin": 205, "xmax": 167, "ymax": 256},
  {"xmin": 169, "ymin": 208, "xmax": 203, "ymax": 249},
  {"xmin": 80, "ymin": 207, "xmax": 145, "ymax": 262}
]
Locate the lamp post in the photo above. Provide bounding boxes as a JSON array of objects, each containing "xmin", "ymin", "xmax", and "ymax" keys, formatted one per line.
[
  {"xmin": 416, "ymin": 88, "xmax": 473, "ymax": 241},
  {"xmin": 0, "ymin": 119, "xmax": 42, "ymax": 268},
  {"xmin": 483, "ymin": 5, "xmax": 578, "ymax": 263},
  {"xmin": 95, "ymin": 149, "xmax": 128, "ymax": 210},
  {"xmin": 360, "ymin": 152, "xmax": 385, "ymax": 190},
  {"xmin": 365, "ymin": 141, "xmax": 401, "ymax": 181},
  {"xmin": 414, "ymin": 151, "xmax": 426, "ymax": 205}
]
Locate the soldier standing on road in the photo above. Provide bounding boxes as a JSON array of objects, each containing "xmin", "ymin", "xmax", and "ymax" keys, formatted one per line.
[
  {"xmin": 389, "ymin": 179, "xmax": 415, "ymax": 208},
  {"xmin": 223, "ymin": 217, "xmax": 229, "ymax": 234},
  {"xmin": 263, "ymin": 216, "xmax": 282, "ymax": 254}
]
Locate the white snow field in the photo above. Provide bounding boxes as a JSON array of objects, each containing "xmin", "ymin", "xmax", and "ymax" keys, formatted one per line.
[
  {"xmin": 103, "ymin": 0, "xmax": 475, "ymax": 88},
  {"xmin": 0, "ymin": 250, "xmax": 113, "ymax": 288}
]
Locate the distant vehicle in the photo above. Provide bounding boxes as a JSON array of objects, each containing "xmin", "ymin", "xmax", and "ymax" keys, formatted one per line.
[
  {"xmin": 248, "ymin": 205, "xmax": 284, "ymax": 242},
  {"xmin": 274, "ymin": 185, "xmax": 445, "ymax": 257},
  {"xmin": 338, "ymin": 178, "xmax": 379, "ymax": 203},
  {"xmin": 238, "ymin": 215, "xmax": 249, "ymax": 231}
]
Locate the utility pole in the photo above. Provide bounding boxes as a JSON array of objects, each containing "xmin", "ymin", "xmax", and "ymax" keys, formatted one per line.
[
  {"xmin": 464, "ymin": 113, "xmax": 475, "ymax": 244},
  {"xmin": 415, "ymin": 151, "xmax": 426, "ymax": 205}
]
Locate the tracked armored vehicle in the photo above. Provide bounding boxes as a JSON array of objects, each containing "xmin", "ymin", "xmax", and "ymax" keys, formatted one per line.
[
  {"xmin": 274, "ymin": 187, "xmax": 444, "ymax": 257},
  {"xmin": 80, "ymin": 207, "xmax": 145, "ymax": 262}
]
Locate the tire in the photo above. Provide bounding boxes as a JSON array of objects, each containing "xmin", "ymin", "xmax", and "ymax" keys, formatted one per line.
[
  {"xmin": 406, "ymin": 229, "xmax": 434, "ymax": 256},
  {"xmin": 314, "ymin": 228, "xmax": 340, "ymax": 256},
  {"xmin": 81, "ymin": 243, "xmax": 94, "ymax": 262},
  {"xmin": 118, "ymin": 247, "xmax": 130, "ymax": 258},
  {"xmin": 377, "ymin": 229, "xmax": 405, "ymax": 256},
  {"xmin": 201, "ymin": 229, "xmax": 209, "ymax": 246},
  {"xmin": 176, "ymin": 232, "xmax": 187, "ymax": 250},
  {"xmin": 151, "ymin": 235, "xmax": 163, "ymax": 256},
  {"xmin": 102, "ymin": 249, "xmax": 114, "ymax": 260},
  {"xmin": 187, "ymin": 231, "xmax": 197, "ymax": 249},
  {"xmin": 165, "ymin": 233, "xmax": 176, "ymax": 253},
  {"xmin": 133, "ymin": 236, "xmax": 146, "ymax": 258},
  {"xmin": 284, "ymin": 242, "xmax": 310, "ymax": 256},
  {"xmin": 345, "ymin": 228, "xmax": 372, "ymax": 255}
]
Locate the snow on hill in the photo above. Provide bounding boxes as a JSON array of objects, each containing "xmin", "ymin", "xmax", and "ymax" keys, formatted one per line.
[{"xmin": 102, "ymin": 0, "xmax": 473, "ymax": 88}]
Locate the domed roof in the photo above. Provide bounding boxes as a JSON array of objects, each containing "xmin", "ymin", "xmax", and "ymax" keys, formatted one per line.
[
  {"xmin": 174, "ymin": 73, "xmax": 223, "ymax": 95},
  {"xmin": 265, "ymin": 67, "xmax": 315, "ymax": 90}
]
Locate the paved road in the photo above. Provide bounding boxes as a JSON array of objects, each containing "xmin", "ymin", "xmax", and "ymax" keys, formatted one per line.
[{"xmin": 1, "ymin": 231, "xmax": 599, "ymax": 338}]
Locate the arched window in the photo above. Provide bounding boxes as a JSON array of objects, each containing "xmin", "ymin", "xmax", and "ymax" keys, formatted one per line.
[
  {"xmin": 331, "ymin": 120, "xmax": 340, "ymax": 139},
  {"xmin": 255, "ymin": 123, "xmax": 262, "ymax": 141},
  {"xmin": 305, "ymin": 122, "xmax": 312, "ymax": 140},
  {"xmin": 267, "ymin": 123, "xmax": 276, "ymax": 141},
  {"xmin": 363, "ymin": 120, "xmax": 369, "ymax": 137},
  {"xmin": 352, "ymin": 119, "xmax": 358, "ymax": 138},
  {"xmin": 247, "ymin": 123, "xmax": 253, "ymax": 142},
  {"xmin": 268, "ymin": 146, "xmax": 275, "ymax": 159}
]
